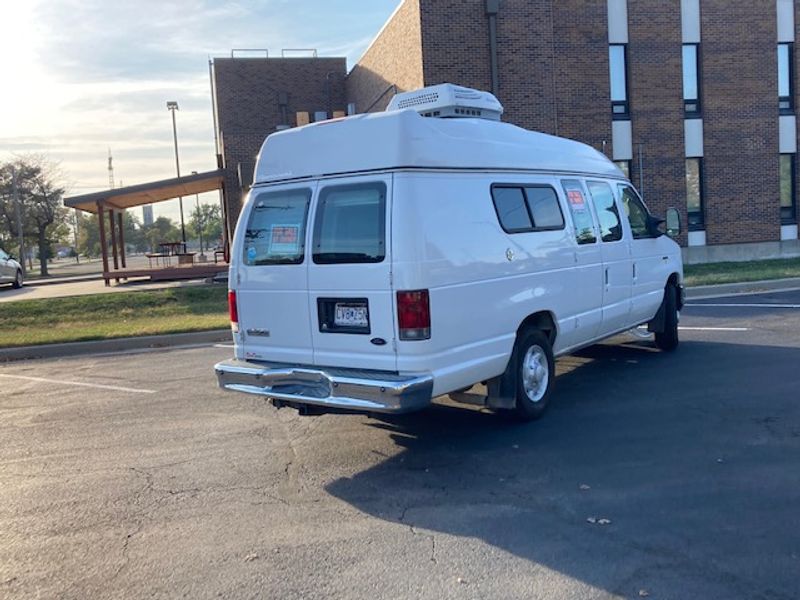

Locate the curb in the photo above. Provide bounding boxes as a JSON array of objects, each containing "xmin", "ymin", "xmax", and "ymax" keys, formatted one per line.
[
  {"xmin": 0, "ymin": 330, "xmax": 231, "ymax": 363},
  {"xmin": 25, "ymin": 274, "xmax": 103, "ymax": 287},
  {"xmin": 685, "ymin": 277, "xmax": 800, "ymax": 299}
]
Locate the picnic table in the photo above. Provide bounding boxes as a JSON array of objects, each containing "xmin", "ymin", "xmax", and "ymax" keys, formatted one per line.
[{"xmin": 158, "ymin": 241, "xmax": 187, "ymax": 256}]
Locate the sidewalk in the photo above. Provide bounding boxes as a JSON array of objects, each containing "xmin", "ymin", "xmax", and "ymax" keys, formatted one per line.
[
  {"xmin": 0, "ymin": 277, "xmax": 213, "ymax": 303},
  {"xmin": 685, "ymin": 276, "xmax": 800, "ymax": 299}
]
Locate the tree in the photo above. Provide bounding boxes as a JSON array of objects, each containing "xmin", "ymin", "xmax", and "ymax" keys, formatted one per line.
[
  {"xmin": 189, "ymin": 203, "xmax": 223, "ymax": 252},
  {"xmin": 143, "ymin": 216, "xmax": 181, "ymax": 252},
  {"xmin": 0, "ymin": 156, "xmax": 69, "ymax": 276}
]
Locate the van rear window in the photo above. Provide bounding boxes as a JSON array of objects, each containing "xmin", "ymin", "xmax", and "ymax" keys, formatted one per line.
[
  {"xmin": 243, "ymin": 188, "xmax": 311, "ymax": 265},
  {"xmin": 313, "ymin": 182, "xmax": 386, "ymax": 264}
]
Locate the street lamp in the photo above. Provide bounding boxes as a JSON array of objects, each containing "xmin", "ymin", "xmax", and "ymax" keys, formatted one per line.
[
  {"xmin": 167, "ymin": 100, "xmax": 187, "ymax": 247},
  {"xmin": 191, "ymin": 170, "xmax": 206, "ymax": 261}
]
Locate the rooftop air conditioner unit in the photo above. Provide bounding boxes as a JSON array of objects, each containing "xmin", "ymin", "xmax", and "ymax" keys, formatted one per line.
[{"xmin": 386, "ymin": 83, "xmax": 504, "ymax": 121}]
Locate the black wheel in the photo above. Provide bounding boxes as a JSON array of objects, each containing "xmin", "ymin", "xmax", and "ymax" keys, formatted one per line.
[
  {"xmin": 511, "ymin": 329, "xmax": 555, "ymax": 421},
  {"xmin": 12, "ymin": 270, "xmax": 22, "ymax": 289},
  {"xmin": 654, "ymin": 284, "xmax": 679, "ymax": 352}
]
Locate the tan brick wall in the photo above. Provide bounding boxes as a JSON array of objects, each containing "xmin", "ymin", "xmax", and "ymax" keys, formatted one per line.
[
  {"xmin": 346, "ymin": 0, "xmax": 424, "ymax": 113},
  {"xmin": 627, "ymin": 1, "xmax": 687, "ymax": 243},
  {"xmin": 212, "ymin": 57, "xmax": 347, "ymax": 236},
  {"xmin": 701, "ymin": 0, "xmax": 780, "ymax": 244},
  {"xmin": 552, "ymin": 0, "xmax": 612, "ymax": 153}
]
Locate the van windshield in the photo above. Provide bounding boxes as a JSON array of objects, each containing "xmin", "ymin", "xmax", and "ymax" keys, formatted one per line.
[
  {"xmin": 243, "ymin": 188, "xmax": 311, "ymax": 265},
  {"xmin": 313, "ymin": 182, "xmax": 386, "ymax": 264}
]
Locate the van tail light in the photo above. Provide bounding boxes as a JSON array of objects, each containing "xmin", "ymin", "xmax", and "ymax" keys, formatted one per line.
[
  {"xmin": 228, "ymin": 290, "xmax": 240, "ymax": 333},
  {"xmin": 397, "ymin": 290, "xmax": 431, "ymax": 341}
]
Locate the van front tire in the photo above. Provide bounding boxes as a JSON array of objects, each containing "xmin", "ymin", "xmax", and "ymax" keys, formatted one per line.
[
  {"xmin": 512, "ymin": 329, "xmax": 555, "ymax": 421},
  {"xmin": 12, "ymin": 270, "xmax": 22, "ymax": 289},
  {"xmin": 654, "ymin": 284, "xmax": 679, "ymax": 352}
]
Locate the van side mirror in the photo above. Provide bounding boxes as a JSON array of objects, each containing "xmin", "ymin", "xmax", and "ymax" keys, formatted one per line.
[
  {"xmin": 665, "ymin": 208, "xmax": 681, "ymax": 238},
  {"xmin": 646, "ymin": 215, "xmax": 665, "ymax": 237}
]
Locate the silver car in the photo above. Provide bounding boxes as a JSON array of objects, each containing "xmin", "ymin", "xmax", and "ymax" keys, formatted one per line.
[{"xmin": 0, "ymin": 248, "xmax": 23, "ymax": 288}]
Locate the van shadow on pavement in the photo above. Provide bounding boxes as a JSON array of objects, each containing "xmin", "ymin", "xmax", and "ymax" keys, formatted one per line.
[{"xmin": 326, "ymin": 340, "xmax": 800, "ymax": 599}]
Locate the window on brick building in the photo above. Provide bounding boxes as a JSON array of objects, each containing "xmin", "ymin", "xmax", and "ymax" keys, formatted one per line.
[
  {"xmin": 609, "ymin": 45, "xmax": 629, "ymax": 118},
  {"xmin": 686, "ymin": 158, "xmax": 705, "ymax": 230},
  {"xmin": 778, "ymin": 43, "xmax": 794, "ymax": 114},
  {"xmin": 780, "ymin": 154, "xmax": 796, "ymax": 223},
  {"xmin": 682, "ymin": 44, "xmax": 701, "ymax": 116}
]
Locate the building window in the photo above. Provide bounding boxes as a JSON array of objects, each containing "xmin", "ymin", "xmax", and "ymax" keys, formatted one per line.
[
  {"xmin": 682, "ymin": 44, "xmax": 701, "ymax": 116},
  {"xmin": 614, "ymin": 160, "xmax": 631, "ymax": 179},
  {"xmin": 779, "ymin": 43, "xmax": 794, "ymax": 114},
  {"xmin": 781, "ymin": 154, "xmax": 796, "ymax": 223},
  {"xmin": 686, "ymin": 158, "xmax": 704, "ymax": 230},
  {"xmin": 609, "ymin": 45, "xmax": 629, "ymax": 118}
]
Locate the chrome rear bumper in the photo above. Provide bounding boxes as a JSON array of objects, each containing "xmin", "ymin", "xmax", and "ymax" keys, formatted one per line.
[{"xmin": 214, "ymin": 359, "xmax": 433, "ymax": 414}]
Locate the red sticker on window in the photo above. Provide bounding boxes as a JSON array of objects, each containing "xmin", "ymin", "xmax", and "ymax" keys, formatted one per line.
[{"xmin": 567, "ymin": 189, "xmax": 586, "ymax": 210}]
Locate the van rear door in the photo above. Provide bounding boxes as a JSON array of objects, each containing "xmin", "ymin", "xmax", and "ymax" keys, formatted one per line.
[
  {"xmin": 307, "ymin": 175, "xmax": 396, "ymax": 372},
  {"xmin": 236, "ymin": 184, "xmax": 316, "ymax": 364}
]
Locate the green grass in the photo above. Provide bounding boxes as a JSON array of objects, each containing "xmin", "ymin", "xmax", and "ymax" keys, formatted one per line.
[
  {"xmin": 0, "ymin": 286, "xmax": 229, "ymax": 348},
  {"xmin": 684, "ymin": 257, "xmax": 800, "ymax": 287}
]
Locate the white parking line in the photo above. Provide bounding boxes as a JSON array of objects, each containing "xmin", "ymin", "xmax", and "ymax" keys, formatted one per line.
[
  {"xmin": 679, "ymin": 326, "xmax": 750, "ymax": 332},
  {"xmin": 0, "ymin": 374, "xmax": 156, "ymax": 394},
  {"xmin": 214, "ymin": 344, "xmax": 234, "ymax": 349},
  {"xmin": 686, "ymin": 303, "xmax": 800, "ymax": 309}
]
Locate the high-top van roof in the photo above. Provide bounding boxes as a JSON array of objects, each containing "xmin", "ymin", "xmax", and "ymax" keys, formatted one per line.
[{"xmin": 253, "ymin": 108, "xmax": 624, "ymax": 185}]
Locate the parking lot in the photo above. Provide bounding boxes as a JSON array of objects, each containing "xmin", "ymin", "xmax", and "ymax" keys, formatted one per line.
[{"xmin": 1, "ymin": 290, "xmax": 799, "ymax": 599}]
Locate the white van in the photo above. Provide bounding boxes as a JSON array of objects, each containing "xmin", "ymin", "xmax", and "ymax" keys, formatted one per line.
[{"xmin": 215, "ymin": 84, "xmax": 684, "ymax": 420}]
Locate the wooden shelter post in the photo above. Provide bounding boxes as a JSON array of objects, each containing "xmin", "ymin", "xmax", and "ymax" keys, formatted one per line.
[
  {"xmin": 117, "ymin": 210, "xmax": 127, "ymax": 269},
  {"xmin": 108, "ymin": 208, "xmax": 120, "ymax": 283},
  {"xmin": 97, "ymin": 203, "xmax": 110, "ymax": 286}
]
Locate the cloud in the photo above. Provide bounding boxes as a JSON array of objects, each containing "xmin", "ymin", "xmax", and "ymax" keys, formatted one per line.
[{"xmin": 1, "ymin": 0, "xmax": 401, "ymax": 206}]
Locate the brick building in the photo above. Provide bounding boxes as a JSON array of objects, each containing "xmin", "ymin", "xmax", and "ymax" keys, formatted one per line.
[{"xmin": 211, "ymin": 0, "xmax": 800, "ymax": 262}]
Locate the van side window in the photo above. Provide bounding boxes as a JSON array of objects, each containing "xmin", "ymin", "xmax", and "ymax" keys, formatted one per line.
[
  {"xmin": 313, "ymin": 182, "xmax": 386, "ymax": 264},
  {"xmin": 525, "ymin": 186, "xmax": 565, "ymax": 229},
  {"xmin": 561, "ymin": 180, "xmax": 597, "ymax": 244},
  {"xmin": 491, "ymin": 185, "xmax": 564, "ymax": 233},
  {"xmin": 619, "ymin": 185, "xmax": 655, "ymax": 239},
  {"xmin": 243, "ymin": 188, "xmax": 311, "ymax": 265},
  {"xmin": 586, "ymin": 181, "xmax": 623, "ymax": 242}
]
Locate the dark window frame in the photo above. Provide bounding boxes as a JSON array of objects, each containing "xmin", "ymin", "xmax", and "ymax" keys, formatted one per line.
[
  {"xmin": 780, "ymin": 153, "xmax": 797, "ymax": 224},
  {"xmin": 686, "ymin": 158, "xmax": 705, "ymax": 231},
  {"xmin": 613, "ymin": 160, "xmax": 631, "ymax": 180},
  {"xmin": 490, "ymin": 184, "xmax": 566, "ymax": 234},
  {"xmin": 779, "ymin": 43, "xmax": 795, "ymax": 115},
  {"xmin": 609, "ymin": 44, "xmax": 630, "ymax": 120},
  {"xmin": 682, "ymin": 43, "xmax": 702, "ymax": 117},
  {"xmin": 312, "ymin": 181, "xmax": 387, "ymax": 265}
]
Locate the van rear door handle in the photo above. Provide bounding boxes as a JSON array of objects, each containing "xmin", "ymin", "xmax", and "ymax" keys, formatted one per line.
[{"xmin": 604, "ymin": 268, "xmax": 609, "ymax": 286}]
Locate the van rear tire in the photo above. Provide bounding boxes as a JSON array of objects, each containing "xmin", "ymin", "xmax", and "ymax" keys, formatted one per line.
[
  {"xmin": 511, "ymin": 329, "xmax": 555, "ymax": 421},
  {"xmin": 654, "ymin": 284, "xmax": 679, "ymax": 352}
]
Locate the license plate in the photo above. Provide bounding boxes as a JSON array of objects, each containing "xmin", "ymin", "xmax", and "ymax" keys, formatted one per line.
[{"xmin": 334, "ymin": 303, "xmax": 368, "ymax": 328}]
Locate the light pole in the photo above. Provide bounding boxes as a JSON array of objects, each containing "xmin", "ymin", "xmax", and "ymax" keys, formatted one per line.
[
  {"xmin": 167, "ymin": 101, "xmax": 187, "ymax": 247},
  {"xmin": 191, "ymin": 170, "xmax": 206, "ymax": 260}
]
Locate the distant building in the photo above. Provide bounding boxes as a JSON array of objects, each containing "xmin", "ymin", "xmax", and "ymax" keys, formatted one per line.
[
  {"xmin": 210, "ymin": 0, "xmax": 800, "ymax": 263},
  {"xmin": 142, "ymin": 204, "xmax": 153, "ymax": 227}
]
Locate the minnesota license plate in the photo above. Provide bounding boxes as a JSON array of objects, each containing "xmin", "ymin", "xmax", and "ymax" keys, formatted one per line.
[{"xmin": 334, "ymin": 303, "xmax": 368, "ymax": 328}]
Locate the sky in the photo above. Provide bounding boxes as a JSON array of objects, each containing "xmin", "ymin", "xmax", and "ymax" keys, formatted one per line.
[{"xmin": 0, "ymin": 0, "xmax": 401, "ymax": 223}]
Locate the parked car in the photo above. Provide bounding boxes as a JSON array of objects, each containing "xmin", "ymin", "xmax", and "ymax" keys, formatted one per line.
[
  {"xmin": 0, "ymin": 248, "xmax": 23, "ymax": 289},
  {"xmin": 215, "ymin": 84, "xmax": 684, "ymax": 421}
]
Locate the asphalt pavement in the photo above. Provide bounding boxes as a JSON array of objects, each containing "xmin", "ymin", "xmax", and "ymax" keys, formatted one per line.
[{"xmin": 1, "ymin": 290, "xmax": 799, "ymax": 599}]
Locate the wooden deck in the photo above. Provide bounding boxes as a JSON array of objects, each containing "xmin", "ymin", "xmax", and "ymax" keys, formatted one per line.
[{"xmin": 103, "ymin": 262, "xmax": 228, "ymax": 284}]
